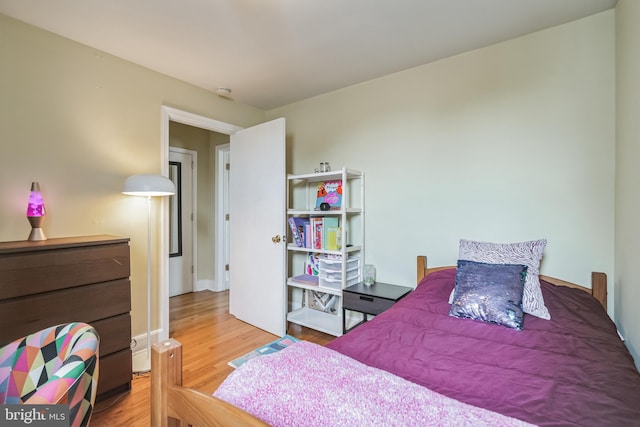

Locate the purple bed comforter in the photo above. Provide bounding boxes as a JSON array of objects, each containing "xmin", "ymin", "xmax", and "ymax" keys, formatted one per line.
[{"xmin": 327, "ymin": 269, "xmax": 640, "ymax": 426}]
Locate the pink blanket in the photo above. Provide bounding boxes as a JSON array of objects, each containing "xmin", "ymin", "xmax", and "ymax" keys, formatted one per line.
[{"xmin": 214, "ymin": 341, "xmax": 533, "ymax": 426}]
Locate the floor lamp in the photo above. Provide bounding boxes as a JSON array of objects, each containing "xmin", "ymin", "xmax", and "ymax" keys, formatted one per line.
[{"xmin": 122, "ymin": 174, "xmax": 176, "ymax": 373}]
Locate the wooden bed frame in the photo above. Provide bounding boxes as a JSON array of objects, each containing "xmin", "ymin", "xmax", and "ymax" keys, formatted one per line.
[{"xmin": 151, "ymin": 255, "xmax": 608, "ymax": 426}]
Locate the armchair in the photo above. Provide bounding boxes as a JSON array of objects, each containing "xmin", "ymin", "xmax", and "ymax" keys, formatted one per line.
[{"xmin": 0, "ymin": 322, "xmax": 99, "ymax": 426}]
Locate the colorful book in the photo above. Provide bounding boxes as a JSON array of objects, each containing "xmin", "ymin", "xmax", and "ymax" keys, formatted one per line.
[
  {"xmin": 315, "ymin": 180, "xmax": 342, "ymax": 210},
  {"xmin": 305, "ymin": 253, "xmax": 321, "ymax": 276},
  {"xmin": 311, "ymin": 217, "xmax": 323, "ymax": 249},
  {"xmin": 288, "ymin": 217, "xmax": 303, "ymax": 247},
  {"xmin": 288, "ymin": 217, "xmax": 310, "ymax": 247},
  {"xmin": 322, "ymin": 217, "xmax": 339, "ymax": 249},
  {"xmin": 325, "ymin": 227, "xmax": 339, "ymax": 251},
  {"xmin": 304, "ymin": 224, "xmax": 311, "ymax": 248}
]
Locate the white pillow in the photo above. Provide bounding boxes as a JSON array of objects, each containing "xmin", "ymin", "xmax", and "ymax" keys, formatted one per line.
[{"xmin": 454, "ymin": 238, "xmax": 550, "ymax": 320}]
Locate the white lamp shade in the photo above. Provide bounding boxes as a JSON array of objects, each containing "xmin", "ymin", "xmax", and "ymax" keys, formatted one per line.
[{"xmin": 122, "ymin": 174, "xmax": 176, "ymax": 196}]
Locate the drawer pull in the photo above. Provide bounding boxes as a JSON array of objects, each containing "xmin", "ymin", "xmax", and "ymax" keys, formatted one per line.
[{"xmin": 359, "ymin": 296, "xmax": 374, "ymax": 302}]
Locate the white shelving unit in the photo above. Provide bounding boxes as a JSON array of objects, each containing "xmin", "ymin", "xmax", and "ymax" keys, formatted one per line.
[{"xmin": 286, "ymin": 168, "xmax": 364, "ymax": 336}]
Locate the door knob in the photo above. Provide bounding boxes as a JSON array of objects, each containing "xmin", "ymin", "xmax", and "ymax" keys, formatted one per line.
[{"xmin": 272, "ymin": 235, "xmax": 281, "ymax": 243}]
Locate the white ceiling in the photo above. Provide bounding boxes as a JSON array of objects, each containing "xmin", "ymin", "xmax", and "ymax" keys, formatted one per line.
[{"xmin": 0, "ymin": 0, "xmax": 617, "ymax": 110}]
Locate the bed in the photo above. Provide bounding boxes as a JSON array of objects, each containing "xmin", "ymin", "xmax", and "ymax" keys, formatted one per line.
[{"xmin": 151, "ymin": 255, "xmax": 640, "ymax": 426}]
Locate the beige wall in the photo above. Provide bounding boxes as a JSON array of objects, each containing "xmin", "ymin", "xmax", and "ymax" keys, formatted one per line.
[
  {"xmin": 0, "ymin": 13, "xmax": 265, "ymax": 339},
  {"xmin": 615, "ymin": 0, "xmax": 640, "ymax": 367},
  {"xmin": 269, "ymin": 11, "xmax": 616, "ymax": 302}
]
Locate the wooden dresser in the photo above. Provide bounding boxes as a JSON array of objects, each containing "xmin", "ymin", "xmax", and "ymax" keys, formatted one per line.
[{"xmin": 0, "ymin": 235, "xmax": 132, "ymax": 401}]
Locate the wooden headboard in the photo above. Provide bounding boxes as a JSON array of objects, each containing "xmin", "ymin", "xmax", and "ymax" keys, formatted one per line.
[{"xmin": 416, "ymin": 255, "xmax": 607, "ymax": 310}]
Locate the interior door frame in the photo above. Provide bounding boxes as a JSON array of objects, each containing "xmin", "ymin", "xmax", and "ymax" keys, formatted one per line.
[{"xmin": 160, "ymin": 106, "xmax": 242, "ymax": 341}]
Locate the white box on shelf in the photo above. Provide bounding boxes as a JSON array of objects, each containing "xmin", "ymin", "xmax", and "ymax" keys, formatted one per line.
[
  {"xmin": 318, "ymin": 256, "xmax": 360, "ymax": 273},
  {"xmin": 319, "ymin": 275, "xmax": 359, "ymax": 291},
  {"xmin": 318, "ymin": 255, "xmax": 360, "ymax": 290},
  {"xmin": 319, "ymin": 267, "xmax": 359, "ymax": 282}
]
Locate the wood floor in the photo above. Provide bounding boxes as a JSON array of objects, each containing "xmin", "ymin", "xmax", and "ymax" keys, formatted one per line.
[{"xmin": 90, "ymin": 290, "xmax": 333, "ymax": 426}]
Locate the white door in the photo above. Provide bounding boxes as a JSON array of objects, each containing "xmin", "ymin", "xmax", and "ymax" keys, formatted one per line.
[
  {"xmin": 229, "ymin": 118, "xmax": 286, "ymax": 337},
  {"xmin": 222, "ymin": 148, "xmax": 231, "ymax": 290},
  {"xmin": 215, "ymin": 144, "xmax": 231, "ymax": 292},
  {"xmin": 169, "ymin": 149, "xmax": 195, "ymax": 297}
]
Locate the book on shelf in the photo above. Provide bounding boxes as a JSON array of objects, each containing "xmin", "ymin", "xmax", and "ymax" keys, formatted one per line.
[
  {"xmin": 315, "ymin": 180, "xmax": 342, "ymax": 210},
  {"xmin": 305, "ymin": 252, "xmax": 321, "ymax": 276},
  {"xmin": 288, "ymin": 217, "xmax": 310, "ymax": 247},
  {"xmin": 287, "ymin": 217, "xmax": 302, "ymax": 247},
  {"xmin": 322, "ymin": 217, "xmax": 339, "ymax": 249},
  {"xmin": 304, "ymin": 223, "xmax": 311, "ymax": 248},
  {"xmin": 311, "ymin": 217, "xmax": 323, "ymax": 250},
  {"xmin": 325, "ymin": 226, "xmax": 340, "ymax": 251},
  {"xmin": 301, "ymin": 217, "xmax": 341, "ymax": 250},
  {"xmin": 290, "ymin": 274, "xmax": 319, "ymax": 286}
]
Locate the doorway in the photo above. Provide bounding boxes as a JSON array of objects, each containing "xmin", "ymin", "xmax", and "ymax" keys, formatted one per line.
[{"xmin": 159, "ymin": 106, "xmax": 243, "ymax": 342}]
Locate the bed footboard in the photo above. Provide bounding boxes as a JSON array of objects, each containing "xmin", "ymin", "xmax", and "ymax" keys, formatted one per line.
[{"xmin": 151, "ymin": 338, "xmax": 268, "ymax": 427}]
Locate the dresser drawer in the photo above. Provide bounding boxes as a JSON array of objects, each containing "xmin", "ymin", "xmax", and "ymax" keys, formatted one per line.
[
  {"xmin": 343, "ymin": 292, "xmax": 395, "ymax": 315},
  {"xmin": 0, "ymin": 242, "xmax": 130, "ymax": 300},
  {"xmin": 91, "ymin": 314, "xmax": 132, "ymax": 356},
  {"xmin": 0, "ymin": 279, "xmax": 131, "ymax": 345},
  {"xmin": 97, "ymin": 348, "xmax": 132, "ymax": 398}
]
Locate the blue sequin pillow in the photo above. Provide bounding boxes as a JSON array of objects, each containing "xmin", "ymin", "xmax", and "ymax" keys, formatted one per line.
[{"xmin": 449, "ymin": 259, "xmax": 527, "ymax": 330}]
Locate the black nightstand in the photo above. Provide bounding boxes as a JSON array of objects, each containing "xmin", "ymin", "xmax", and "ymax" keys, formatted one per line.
[{"xmin": 342, "ymin": 281, "xmax": 412, "ymax": 334}]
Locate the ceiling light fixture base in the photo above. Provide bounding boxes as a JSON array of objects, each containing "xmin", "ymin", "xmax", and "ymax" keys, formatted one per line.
[{"xmin": 215, "ymin": 87, "xmax": 232, "ymax": 98}]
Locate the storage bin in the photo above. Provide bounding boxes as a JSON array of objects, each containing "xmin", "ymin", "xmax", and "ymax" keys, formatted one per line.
[
  {"xmin": 319, "ymin": 256, "xmax": 360, "ymax": 273},
  {"xmin": 319, "ymin": 267, "xmax": 360, "ymax": 282},
  {"xmin": 318, "ymin": 255, "xmax": 360, "ymax": 290},
  {"xmin": 319, "ymin": 274, "xmax": 359, "ymax": 291}
]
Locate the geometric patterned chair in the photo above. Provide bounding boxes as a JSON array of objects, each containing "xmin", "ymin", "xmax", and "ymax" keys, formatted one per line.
[{"xmin": 0, "ymin": 323, "xmax": 99, "ymax": 427}]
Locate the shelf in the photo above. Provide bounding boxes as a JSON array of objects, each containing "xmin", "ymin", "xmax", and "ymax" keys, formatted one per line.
[
  {"xmin": 287, "ymin": 307, "xmax": 343, "ymax": 336},
  {"xmin": 286, "ymin": 166, "xmax": 364, "ymax": 337},
  {"xmin": 287, "ymin": 277, "xmax": 342, "ymax": 296},
  {"xmin": 287, "ymin": 168, "xmax": 363, "ymax": 183},
  {"xmin": 287, "ymin": 208, "xmax": 363, "ymax": 215},
  {"xmin": 286, "ymin": 244, "xmax": 362, "ymax": 254}
]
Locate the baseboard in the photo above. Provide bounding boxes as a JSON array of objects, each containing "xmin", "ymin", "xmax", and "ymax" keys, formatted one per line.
[
  {"xmin": 197, "ymin": 278, "xmax": 229, "ymax": 292},
  {"xmin": 131, "ymin": 328, "xmax": 162, "ymax": 372},
  {"xmin": 212, "ymin": 279, "xmax": 229, "ymax": 292},
  {"xmin": 195, "ymin": 279, "xmax": 215, "ymax": 292}
]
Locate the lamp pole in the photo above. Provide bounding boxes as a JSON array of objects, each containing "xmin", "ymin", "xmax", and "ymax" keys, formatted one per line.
[
  {"xmin": 122, "ymin": 174, "xmax": 176, "ymax": 373},
  {"xmin": 146, "ymin": 195, "xmax": 152, "ymax": 366}
]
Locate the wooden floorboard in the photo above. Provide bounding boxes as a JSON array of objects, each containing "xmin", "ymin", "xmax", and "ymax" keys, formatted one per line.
[{"xmin": 90, "ymin": 290, "xmax": 334, "ymax": 426}]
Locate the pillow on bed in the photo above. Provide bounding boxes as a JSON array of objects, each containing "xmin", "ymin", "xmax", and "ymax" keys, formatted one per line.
[
  {"xmin": 457, "ymin": 238, "xmax": 550, "ymax": 320},
  {"xmin": 449, "ymin": 259, "xmax": 527, "ymax": 330}
]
